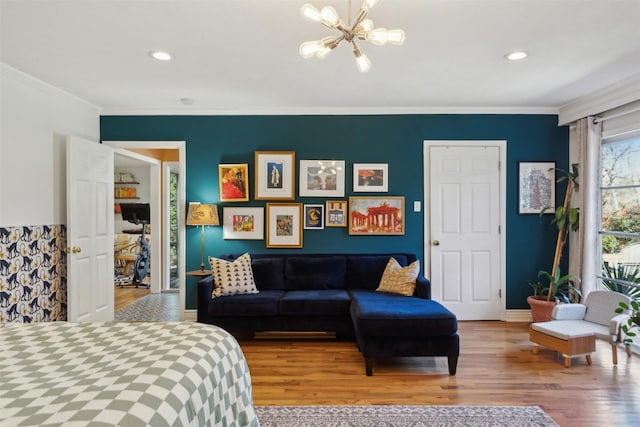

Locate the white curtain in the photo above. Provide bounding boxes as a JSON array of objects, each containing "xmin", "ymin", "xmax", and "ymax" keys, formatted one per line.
[{"xmin": 569, "ymin": 117, "xmax": 602, "ymax": 296}]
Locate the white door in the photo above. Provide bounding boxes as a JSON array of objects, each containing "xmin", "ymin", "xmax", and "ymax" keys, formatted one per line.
[
  {"xmin": 426, "ymin": 143, "xmax": 504, "ymax": 320},
  {"xmin": 67, "ymin": 136, "xmax": 114, "ymax": 322}
]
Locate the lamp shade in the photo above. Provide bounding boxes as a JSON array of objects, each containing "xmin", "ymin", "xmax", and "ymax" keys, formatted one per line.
[{"xmin": 186, "ymin": 203, "xmax": 220, "ymax": 226}]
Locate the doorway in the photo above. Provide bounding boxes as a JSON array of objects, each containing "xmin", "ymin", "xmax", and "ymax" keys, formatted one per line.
[
  {"xmin": 104, "ymin": 141, "xmax": 186, "ymax": 319},
  {"xmin": 424, "ymin": 141, "xmax": 506, "ymax": 320}
]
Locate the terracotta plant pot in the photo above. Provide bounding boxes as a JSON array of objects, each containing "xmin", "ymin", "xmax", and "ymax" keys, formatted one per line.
[{"xmin": 527, "ymin": 296, "xmax": 557, "ymax": 323}]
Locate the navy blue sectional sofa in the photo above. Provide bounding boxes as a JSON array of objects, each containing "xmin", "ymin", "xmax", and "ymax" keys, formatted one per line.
[{"xmin": 197, "ymin": 253, "xmax": 459, "ymax": 375}]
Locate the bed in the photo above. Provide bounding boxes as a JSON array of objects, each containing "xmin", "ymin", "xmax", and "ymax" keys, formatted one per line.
[{"xmin": 0, "ymin": 322, "xmax": 260, "ymax": 427}]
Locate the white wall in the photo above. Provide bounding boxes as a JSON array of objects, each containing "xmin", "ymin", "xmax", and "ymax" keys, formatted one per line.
[{"xmin": 0, "ymin": 63, "xmax": 100, "ymax": 226}]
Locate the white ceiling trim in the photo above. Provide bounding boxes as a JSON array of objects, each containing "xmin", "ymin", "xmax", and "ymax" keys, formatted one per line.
[
  {"xmin": 1, "ymin": 62, "xmax": 101, "ymax": 112},
  {"xmin": 100, "ymin": 106, "xmax": 559, "ymax": 117},
  {"xmin": 558, "ymin": 72, "xmax": 640, "ymax": 126}
]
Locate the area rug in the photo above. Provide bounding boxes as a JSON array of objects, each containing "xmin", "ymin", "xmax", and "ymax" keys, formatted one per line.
[
  {"xmin": 114, "ymin": 293, "xmax": 180, "ymax": 321},
  {"xmin": 254, "ymin": 405, "xmax": 559, "ymax": 427}
]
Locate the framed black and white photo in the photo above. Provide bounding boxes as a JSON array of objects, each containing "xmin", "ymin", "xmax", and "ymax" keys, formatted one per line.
[{"xmin": 518, "ymin": 161, "xmax": 555, "ymax": 214}]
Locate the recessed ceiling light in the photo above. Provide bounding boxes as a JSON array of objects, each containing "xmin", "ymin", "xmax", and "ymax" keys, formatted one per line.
[
  {"xmin": 504, "ymin": 51, "xmax": 528, "ymax": 61},
  {"xmin": 149, "ymin": 50, "xmax": 173, "ymax": 61}
]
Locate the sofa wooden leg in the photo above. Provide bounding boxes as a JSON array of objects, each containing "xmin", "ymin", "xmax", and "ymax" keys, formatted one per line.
[
  {"xmin": 612, "ymin": 343, "xmax": 618, "ymax": 365},
  {"xmin": 365, "ymin": 358, "xmax": 373, "ymax": 376},
  {"xmin": 626, "ymin": 345, "xmax": 633, "ymax": 357},
  {"xmin": 448, "ymin": 355, "xmax": 458, "ymax": 375}
]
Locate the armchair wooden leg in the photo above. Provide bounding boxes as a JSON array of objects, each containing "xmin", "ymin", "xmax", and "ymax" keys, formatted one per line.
[
  {"xmin": 612, "ymin": 343, "xmax": 618, "ymax": 365},
  {"xmin": 585, "ymin": 354, "xmax": 592, "ymax": 365},
  {"xmin": 564, "ymin": 356, "xmax": 571, "ymax": 368},
  {"xmin": 532, "ymin": 344, "xmax": 539, "ymax": 355},
  {"xmin": 626, "ymin": 346, "xmax": 633, "ymax": 357}
]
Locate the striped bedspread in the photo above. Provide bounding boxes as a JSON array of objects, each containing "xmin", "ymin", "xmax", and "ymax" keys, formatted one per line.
[{"xmin": 0, "ymin": 322, "xmax": 259, "ymax": 427}]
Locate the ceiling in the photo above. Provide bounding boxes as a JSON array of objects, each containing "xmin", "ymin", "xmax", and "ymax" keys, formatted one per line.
[{"xmin": 2, "ymin": 0, "xmax": 640, "ymax": 115}]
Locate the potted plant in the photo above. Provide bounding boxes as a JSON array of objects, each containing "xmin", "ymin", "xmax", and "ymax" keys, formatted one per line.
[
  {"xmin": 527, "ymin": 268, "xmax": 582, "ymax": 322},
  {"xmin": 615, "ymin": 300, "xmax": 640, "ymax": 347},
  {"xmin": 527, "ymin": 164, "xmax": 581, "ymax": 322}
]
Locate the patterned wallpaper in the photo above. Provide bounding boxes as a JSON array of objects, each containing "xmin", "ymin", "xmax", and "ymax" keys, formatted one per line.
[{"xmin": 0, "ymin": 225, "xmax": 67, "ymax": 323}]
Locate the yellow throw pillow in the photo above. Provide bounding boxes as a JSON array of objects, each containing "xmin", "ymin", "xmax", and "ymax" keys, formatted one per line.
[{"xmin": 376, "ymin": 257, "xmax": 419, "ymax": 296}]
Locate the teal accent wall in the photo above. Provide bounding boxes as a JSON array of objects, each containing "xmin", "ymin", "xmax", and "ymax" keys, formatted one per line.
[{"xmin": 100, "ymin": 114, "xmax": 569, "ymax": 311}]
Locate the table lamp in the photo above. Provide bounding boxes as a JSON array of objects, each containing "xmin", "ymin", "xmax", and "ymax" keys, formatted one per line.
[{"xmin": 186, "ymin": 202, "xmax": 220, "ymax": 271}]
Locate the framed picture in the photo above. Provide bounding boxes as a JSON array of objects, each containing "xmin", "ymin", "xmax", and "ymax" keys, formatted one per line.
[
  {"xmin": 218, "ymin": 163, "xmax": 249, "ymax": 202},
  {"xmin": 325, "ymin": 200, "xmax": 347, "ymax": 227},
  {"xmin": 299, "ymin": 160, "xmax": 345, "ymax": 197},
  {"xmin": 349, "ymin": 196, "xmax": 405, "ymax": 235},
  {"xmin": 266, "ymin": 203, "xmax": 303, "ymax": 248},
  {"xmin": 303, "ymin": 204, "xmax": 324, "ymax": 229},
  {"xmin": 222, "ymin": 207, "xmax": 264, "ymax": 240},
  {"xmin": 353, "ymin": 163, "xmax": 388, "ymax": 192},
  {"xmin": 518, "ymin": 161, "xmax": 555, "ymax": 214},
  {"xmin": 255, "ymin": 151, "xmax": 295, "ymax": 200}
]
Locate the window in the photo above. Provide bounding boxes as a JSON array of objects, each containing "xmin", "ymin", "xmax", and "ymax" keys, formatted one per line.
[{"xmin": 598, "ymin": 134, "xmax": 640, "ymax": 297}]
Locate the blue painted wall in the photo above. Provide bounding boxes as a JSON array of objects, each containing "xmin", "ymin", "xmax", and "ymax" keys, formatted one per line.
[{"xmin": 100, "ymin": 114, "xmax": 569, "ymax": 310}]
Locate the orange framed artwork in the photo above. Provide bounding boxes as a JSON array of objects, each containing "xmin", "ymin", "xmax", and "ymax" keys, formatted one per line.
[
  {"xmin": 218, "ymin": 163, "xmax": 249, "ymax": 202},
  {"xmin": 348, "ymin": 196, "xmax": 405, "ymax": 235}
]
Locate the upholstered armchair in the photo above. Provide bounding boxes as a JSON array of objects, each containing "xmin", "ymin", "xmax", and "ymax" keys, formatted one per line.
[{"xmin": 530, "ymin": 290, "xmax": 632, "ymax": 366}]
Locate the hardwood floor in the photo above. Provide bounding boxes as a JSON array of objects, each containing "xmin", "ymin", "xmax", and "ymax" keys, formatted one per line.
[
  {"xmin": 114, "ymin": 286, "xmax": 150, "ymax": 310},
  {"xmin": 236, "ymin": 321, "xmax": 639, "ymax": 427}
]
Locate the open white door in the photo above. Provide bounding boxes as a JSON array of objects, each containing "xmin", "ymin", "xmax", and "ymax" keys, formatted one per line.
[{"xmin": 67, "ymin": 136, "xmax": 114, "ymax": 322}]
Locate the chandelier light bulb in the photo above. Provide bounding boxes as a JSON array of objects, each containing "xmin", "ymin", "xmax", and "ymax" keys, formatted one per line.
[
  {"xmin": 320, "ymin": 5, "xmax": 340, "ymax": 27},
  {"xmin": 363, "ymin": 0, "xmax": 380, "ymax": 9},
  {"xmin": 359, "ymin": 19, "xmax": 374, "ymax": 32},
  {"xmin": 353, "ymin": 45, "xmax": 371, "ymax": 73},
  {"xmin": 301, "ymin": 3, "xmax": 322, "ymax": 22},
  {"xmin": 299, "ymin": 40, "xmax": 323, "ymax": 58},
  {"xmin": 367, "ymin": 28, "xmax": 389, "ymax": 45},
  {"xmin": 386, "ymin": 29, "xmax": 406, "ymax": 45}
]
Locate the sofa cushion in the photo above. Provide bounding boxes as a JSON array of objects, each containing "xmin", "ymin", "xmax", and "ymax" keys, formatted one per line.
[
  {"xmin": 350, "ymin": 289, "xmax": 457, "ymax": 337},
  {"xmin": 279, "ymin": 290, "xmax": 351, "ymax": 316},
  {"xmin": 208, "ymin": 253, "xmax": 259, "ymax": 298},
  {"xmin": 208, "ymin": 290, "xmax": 284, "ymax": 317},
  {"xmin": 251, "ymin": 257, "xmax": 285, "ymax": 290},
  {"xmin": 284, "ymin": 256, "xmax": 347, "ymax": 290},
  {"xmin": 346, "ymin": 255, "xmax": 409, "ymax": 290},
  {"xmin": 376, "ymin": 258, "xmax": 419, "ymax": 296}
]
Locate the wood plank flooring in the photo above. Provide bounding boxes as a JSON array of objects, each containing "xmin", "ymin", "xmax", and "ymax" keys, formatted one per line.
[
  {"xmin": 114, "ymin": 286, "xmax": 150, "ymax": 311},
  {"xmin": 236, "ymin": 321, "xmax": 639, "ymax": 427}
]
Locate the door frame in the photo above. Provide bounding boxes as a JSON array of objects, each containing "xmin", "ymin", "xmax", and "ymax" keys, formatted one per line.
[
  {"xmin": 163, "ymin": 161, "xmax": 180, "ymax": 292},
  {"xmin": 103, "ymin": 141, "xmax": 186, "ymax": 319},
  {"xmin": 112, "ymin": 148, "xmax": 161, "ymax": 293},
  {"xmin": 423, "ymin": 140, "xmax": 507, "ymax": 320}
]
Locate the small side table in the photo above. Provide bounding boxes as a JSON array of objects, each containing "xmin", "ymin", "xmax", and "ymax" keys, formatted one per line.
[{"xmin": 187, "ymin": 269, "xmax": 213, "ymax": 278}]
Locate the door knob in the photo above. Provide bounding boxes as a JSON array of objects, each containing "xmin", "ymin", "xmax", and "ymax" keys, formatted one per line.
[
  {"xmin": 432, "ymin": 240, "xmax": 440, "ymax": 246},
  {"xmin": 72, "ymin": 246, "xmax": 82, "ymax": 253}
]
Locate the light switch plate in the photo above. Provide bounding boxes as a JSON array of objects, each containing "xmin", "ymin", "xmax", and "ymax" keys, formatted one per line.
[{"xmin": 413, "ymin": 201, "xmax": 421, "ymax": 212}]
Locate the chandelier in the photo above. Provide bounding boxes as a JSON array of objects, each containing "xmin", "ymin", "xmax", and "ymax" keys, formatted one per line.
[{"xmin": 299, "ymin": 0, "xmax": 405, "ymax": 72}]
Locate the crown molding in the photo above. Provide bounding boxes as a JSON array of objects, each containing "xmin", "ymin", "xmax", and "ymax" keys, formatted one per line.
[
  {"xmin": 1, "ymin": 62, "xmax": 101, "ymax": 112},
  {"xmin": 558, "ymin": 72, "xmax": 640, "ymax": 126},
  {"xmin": 100, "ymin": 105, "xmax": 559, "ymax": 117}
]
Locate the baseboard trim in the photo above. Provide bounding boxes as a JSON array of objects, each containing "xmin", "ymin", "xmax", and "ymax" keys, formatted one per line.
[
  {"xmin": 182, "ymin": 309, "xmax": 197, "ymax": 322},
  {"xmin": 505, "ymin": 310, "xmax": 532, "ymax": 323}
]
